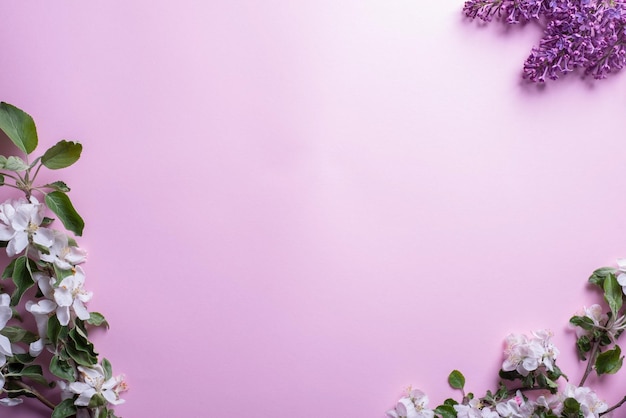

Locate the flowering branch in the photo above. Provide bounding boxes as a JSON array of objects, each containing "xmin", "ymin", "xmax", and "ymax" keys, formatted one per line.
[
  {"xmin": 0, "ymin": 102, "xmax": 127, "ymax": 417},
  {"xmin": 463, "ymin": 0, "xmax": 626, "ymax": 83},
  {"xmin": 386, "ymin": 259, "xmax": 626, "ymax": 418}
]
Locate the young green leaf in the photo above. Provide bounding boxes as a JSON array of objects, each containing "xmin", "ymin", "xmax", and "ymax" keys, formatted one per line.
[
  {"xmin": 43, "ymin": 181, "xmax": 71, "ymax": 193},
  {"xmin": 102, "ymin": 358, "xmax": 113, "ymax": 380},
  {"xmin": 45, "ymin": 191, "xmax": 84, "ymax": 236},
  {"xmin": 563, "ymin": 397, "xmax": 580, "ymax": 414},
  {"xmin": 52, "ymin": 398, "xmax": 77, "ymax": 418},
  {"xmin": 41, "ymin": 140, "xmax": 82, "ymax": 169},
  {"xmin": 569, "ymin": 315, "xmax": 595, "ymax": 331},
  {"xmin": 10, "ymin": 256, "xmax": 34, "ymax": 306},
  {"xmin": 50, "ymin": 355, "xmax": 77, "ymax": 381},
  {"xmin": 448, "ymin": 369, "xmax": 465, "ymax": 390},
  {"xmin": 17, "ymin": 364, "xmax": 48, "ymax": 385},
  {"xmin": 603, "ymin": 273, "xmax": 623, "ymax": 315},
  {"xmin": 5, "ymin": 156, "xmax": 29, "ymax": 171},
  {"xmin": 47, "ymin": 315, "xmax": 63, "ymax": 348},
  {"xmin": 589, "ymin": 267, "xmax": 617, "ymax": 287},
  {"xmin": 0, "ymin": 102, "xmax": 38, "ymax": 154},
  {"xmin": 87, "ymin": 312, "xmax": 109, "ymax": 329},
  {"xmin": 433, "ymin": 404, "xmax": 457, "ymax": 418},
  {"xmin": 2, "ymin": 257, "xmax": 17, "ymax": 280},
  {"xmin": 595, "ymin": 345, "xmax": 623, "ymax": 375},
  {"xmin": 0, "ymin": 326, "xmax": 38, "ymax": 343}
]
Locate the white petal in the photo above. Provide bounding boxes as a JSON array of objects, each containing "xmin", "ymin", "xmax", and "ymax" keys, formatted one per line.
[
  {"xmin": 0, "ymin": 335, "xmax": 12, "ymax": 357},
  {"xmin": 29, "ymin": 339, "xmax": 45, "ymax": 357},
  {"xmin": 56, "ymin": 306, "xmax": 70, "ymax": 326},
  {"xmin": 68, "ymin": 381, "xmax": 92, "ymax": 394},
  {"xmin": 0, "ymin": 226, "xmax": 15, "ymax": 241},
  {"xmin": 0, "ymin": 306, "xmax": 11, "ymax": 329},
  {"xmin": 33, "ymin": 228, "xmax": 54, "ymax": 248},
  {"xmin": 7, "ymin": 233, "xmax": 27, "ymax": 257},
  {"xmin": 103, "ymin": 388, "xmax": 125, "ymax": 405},
  {"xmin": 54, "ymin": 287, "xmax": 73, "ymax": 307},
  {"xmin": 73, "ymin": 300, "xmax": 90, "ymax": 320},
  {"xmin": 74, "ymin": 389, "xmax": 96, "ymax": 406},
  {"xmin": 27, "ymin": 299, "xmax": 57, "ymax": 315},
  {"xmin": 0, "ymin": 397, "xmax": 23, "ymax": 406}
]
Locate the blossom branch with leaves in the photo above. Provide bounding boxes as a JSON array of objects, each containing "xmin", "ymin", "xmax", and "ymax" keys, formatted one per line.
[
  {"xmin": 0, "ymin": 102, "xmax": 126, "ymax": 418},
  {"xmin": 386, "ymin": 260, "xmax": 626, "ymax": 418}
]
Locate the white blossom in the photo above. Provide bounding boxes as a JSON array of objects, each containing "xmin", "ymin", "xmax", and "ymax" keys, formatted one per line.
[
  {"xmin": 502, "ymin": 330, "xmax": 559, "ymax": 376},
  {"xmin": 0, "ymin": 294, "xmax": 13, "ymax": 388},
  {"xmin": 454, "ymin": 398, "xmax": 499, "ymax": 418},
  {"xmin": 549, "ymin": 385, "xmax": 608, "ymax": 418},
  {"xmin": 26, "ymin": 267, "xmax": 92, "ymax": 331},
  {"xmin": 68, "ymin": 364, "xmax": 126, "ymax": 407},
  {"xmin": 53, "ymin": 266, "xmax": 92, "ymax": 326},
  {"xmin": 39, "ymin": 230, "xmax": 86, "ymax": 270},
  {"xmin": 0, "ymin": 197, "xmax": 54, "ymax": 257},
  {"xmin": 386, "ymin": 389, "xmax": 434, "ymax": 418}
]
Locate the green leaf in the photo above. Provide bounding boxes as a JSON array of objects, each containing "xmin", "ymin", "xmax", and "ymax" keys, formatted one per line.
[
  {"xmin": 13, "ymin": 353, "xmax": 35, "ymax": 364},
  {"xmin": 88, "ymin": 393, "xmax": 107, "ymax": 408},
  {"xmin": 0, "ymin": 326, "xmax": 38, "ymax": 343},
  {"xmin": 589, "ymin": 267, "xmax": 617, "ymax": 287},
  {"xmin": 47, "ymin": 315, "xmax": 63, "ymax": 347},
  {"xmin": 603, "ymin": 273, "xmax": 623, "ymax": 315},
  {"xmin": 443, "ymin": 398, "xmax": 458, "ymax": 407},
  {"xmin": 45, "ymin": 191, "xmax": 84, "ymax": 236},
  {"xmin": 576, "ymin": 335, "xmax": 591, "ymax": 360},
  {"xmin": 66, "ymin": 327, "xmax": 98, "ymax": 366},
  {"xmin": 50, "ymin": 355, "xmax": 77, "ymax": 381},
  {"xmin": 0, "ymin": 174, "xmax": 4, "ymax": 185},
  {"xmin": 563, "ymin": 397, "xmax": 581, "ymax": 414},
  {"xmin": 4, "ymin": 156, "xmax": 29, "ymax": 171},
  {"xmin": 448, "ymin": 369, "xmax": 465, "ymax": 390},
  {"xmin": 2, "ymin": 258, "xmax": 17, "ymax": 279},
  {"xmin": 10, "ymin": 256, "xmax": 34, "ymax": 305},
  {"xmin": 570, "ymin": 315, "xmax": 595, "ymax": 331},
  {"xmin": 102, "ymin": 358, "xmax": 113, "ymax": 380},
  {"xmin": 52, "ymin": 398, "xmax": 77, "ymax": 418},
  {"xmin": 434, "ymin": 404, "xmax": 457, "ymax": 418},
  {"xmin": 87, "ymin": 312, "xmax": 109, "ymax": 329},
  {"xmin": 18, "ymin": 364, "xmax": 48, "ymax": 385},
  {"xmin": 41, "ymin": 140, "xmax": 82, "ymax": 170},
  {"xmin": 44, "ymin": 181, "xmax": 71, "ymax": 193},
  {"xmin": 0, "ymin": 102, "xmax": 38, "ymax": 154},
  {"xmin": 499, "ymin": 369, "xmax": 520, "ymax": 381},
  {"xmin": 595, "ymin": 345, "xmax": 623, "ymax": 375}
]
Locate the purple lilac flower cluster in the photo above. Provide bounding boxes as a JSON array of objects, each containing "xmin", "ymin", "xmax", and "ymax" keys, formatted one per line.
[{"xmin": 463, "ymin": 0, "xmax": 626, "ymax": 82}]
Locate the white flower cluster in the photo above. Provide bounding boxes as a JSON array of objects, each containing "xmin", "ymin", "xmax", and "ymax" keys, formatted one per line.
[
  {"xmin": 450, "ymin": 386, "xmax": 607, "ymax": 418},
  {"xmin": 0, "ymin": 197, "xmax": 126, "ymax": 408},
  {"xmin": 386, "ymin": 389, "xmax": 434, "ymax": 418},
  {"xmin": 502, "ymin": 330, "xmax": 559, "ymax": 376},
  {"xmin": 387, "ymin": 329, "xmax": 612, "ymax": 418}
]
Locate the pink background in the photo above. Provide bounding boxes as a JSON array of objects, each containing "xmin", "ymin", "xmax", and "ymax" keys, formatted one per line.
[{"xmin": 1, "ymin": 1, "xmax": 626, "ymax": 417}]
